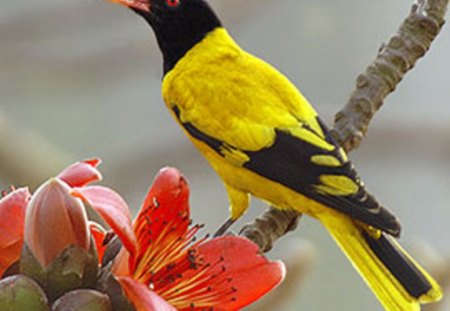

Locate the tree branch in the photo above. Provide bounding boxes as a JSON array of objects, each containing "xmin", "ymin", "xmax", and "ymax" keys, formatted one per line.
[
  {"xmin": 240, "ymin": 0, "xmax": 449, "ymax": 252},
  {"xmin": 333, "ymin": 0, "xmax": 448, "ymax": 150}
]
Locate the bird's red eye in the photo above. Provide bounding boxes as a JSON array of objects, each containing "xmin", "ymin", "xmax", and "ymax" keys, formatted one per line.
[{"xmin": 165, "ymin": 0, "xmax": 180, "ymax": 7}]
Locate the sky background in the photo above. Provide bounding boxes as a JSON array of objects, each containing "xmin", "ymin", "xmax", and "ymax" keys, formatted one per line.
[{"xmin": 1, "ymin": 0, "xmax": 449, "ymax": 310}]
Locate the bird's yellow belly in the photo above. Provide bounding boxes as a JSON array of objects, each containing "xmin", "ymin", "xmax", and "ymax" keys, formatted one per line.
[{"xmin": 191, "ymin": 138, "xmax": 323, "ymax": 217}]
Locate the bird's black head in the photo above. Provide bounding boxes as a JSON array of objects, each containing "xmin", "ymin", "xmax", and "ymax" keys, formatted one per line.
[{"xmin": 111, "ymin": 0, "xmax": 222, "ymax": 74}]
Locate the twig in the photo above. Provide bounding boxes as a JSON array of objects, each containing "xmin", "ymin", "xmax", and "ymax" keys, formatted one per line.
[
  {"xmin": 240, "ymin": 0, "xmax": 449, "ymax": 252},
  {"xmin": 240, "ymin": 209, "xmax": 300, "ymax": 253}
]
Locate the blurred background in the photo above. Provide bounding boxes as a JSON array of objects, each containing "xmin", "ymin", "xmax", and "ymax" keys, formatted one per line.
[{"xmin": 1, "ymin": 0, "xmax": 449, "ymax": 310}]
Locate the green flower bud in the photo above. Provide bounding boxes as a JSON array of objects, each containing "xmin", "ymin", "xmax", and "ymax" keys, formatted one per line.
[{"xmin": 0, "ymin": 274, "xmax": 49, "ymax": 311}]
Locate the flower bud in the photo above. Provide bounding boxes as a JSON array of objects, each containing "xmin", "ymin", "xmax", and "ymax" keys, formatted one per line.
[
  {"xmin": 24, "ymin": 178, "xmax": 89, "ymax": 267},
  {"xmin": 0, "ymin": 275, "xmax": 49, "ymax": 311}
]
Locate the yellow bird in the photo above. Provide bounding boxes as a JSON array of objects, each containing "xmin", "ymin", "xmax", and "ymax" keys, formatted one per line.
[{"xmin": 111, "ymin": 0, "xmax": 442, "ymax": 309}]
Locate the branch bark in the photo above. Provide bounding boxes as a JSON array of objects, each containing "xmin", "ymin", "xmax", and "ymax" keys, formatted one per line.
[{"xmin": 240, "ymin": 0, "xmax": 449, "ymax": 253}]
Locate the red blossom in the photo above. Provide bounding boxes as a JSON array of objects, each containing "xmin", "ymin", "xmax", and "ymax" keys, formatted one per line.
[
  {"xmin": 98, "ymin": 167, "xmax": 285, "ymax": 310},
  {"xmin": 0, "ymin": 160, "xmax": 285, "ymax": 310}
]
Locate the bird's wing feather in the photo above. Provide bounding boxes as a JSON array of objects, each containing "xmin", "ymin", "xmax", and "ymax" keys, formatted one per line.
[{"xmin": 172, "ymin": 105, "xmax": 400, "ymax": 236}]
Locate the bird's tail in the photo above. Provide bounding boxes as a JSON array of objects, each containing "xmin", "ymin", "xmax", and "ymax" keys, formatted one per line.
[{"xmin": 317, "ymin": 209, "xmax": 442, "ymax": 311}]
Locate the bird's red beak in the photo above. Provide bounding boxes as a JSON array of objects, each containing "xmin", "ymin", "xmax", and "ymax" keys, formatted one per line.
[{"xmin": 109, "ymin": 0, "xmax": 151, "ymax": 12}]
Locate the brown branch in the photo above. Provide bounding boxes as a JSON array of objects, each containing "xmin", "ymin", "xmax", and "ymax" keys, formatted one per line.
[
  {"xmin": 332, "ymin": 0, "xmax": 448, "ymax": 150},
  {"xmin": 240, "ymin": 0, "xmax": 449, "ymax": 252}
]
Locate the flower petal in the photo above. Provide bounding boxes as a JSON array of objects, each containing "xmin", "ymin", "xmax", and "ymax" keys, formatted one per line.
[
  {"xmin": 117, "ymin": 277, "xmax": 176, "ymax": 311},
  {"xmin": 196, "ymin": 236, "xmax": 285, "ymax": 310},
  {"xmin": 72, "ymin": 186, "xmax": 137, "ymax": 256},
  {"xmin": 0, "ymin": 241, "xmax": 23, "ymax": 276},
  {"xmin": 130, "ymin": 167, "xmax": 192, "ymax": 280},
  {"xmin": 0, "ymin": 188, "xmax": 30, "ymax": 275},
  {"xmin": 89, "ymin": 222, "xmax": 107, "ymax": 264},
  {"xmin": 58, "ymin": 159, "xmax": 102, "ymax": 188},
  {"xmin": 160, "ymin": 236, "xmax": 285, "ymax": 311},
  {"xmin": 134, "ymin": 167, "xmax": 190, "ymax": 249},
  {"xmin": 112, "ymin": 248, "xmax": 131, "ymax": 277},
  {"xmin": 0, "ymin": 188, "xmax": 30, "ymax": 248}
]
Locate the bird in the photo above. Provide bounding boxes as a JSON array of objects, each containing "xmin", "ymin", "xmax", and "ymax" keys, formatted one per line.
[{"xmin": 109, "ymin": 0, "xmax": 442, "ymax": 310}]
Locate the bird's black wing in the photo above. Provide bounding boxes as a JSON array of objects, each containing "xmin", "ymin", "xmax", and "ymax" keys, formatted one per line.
[{"xmin": 173, "ymin": 106, "xmax": 401, "ymax": 236}]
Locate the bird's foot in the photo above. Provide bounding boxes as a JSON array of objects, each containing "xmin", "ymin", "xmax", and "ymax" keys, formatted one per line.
[{"xmin": 213, "ymin": 218, "xmax": 236, "ymax": 237}]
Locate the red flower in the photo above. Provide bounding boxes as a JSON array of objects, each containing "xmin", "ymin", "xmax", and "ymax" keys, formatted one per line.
[
  {"xmin": 1, "ymin": 159, "xmax": 284, "ymax": 310},
  {"xmin": 74, "ymin": 168, "xmax": 285, "ymax": 311}
]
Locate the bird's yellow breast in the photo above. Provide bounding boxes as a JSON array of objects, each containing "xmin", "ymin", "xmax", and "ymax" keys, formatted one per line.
[
  {"xmin": 161, "ymin": 27, "xmax": 327, "ymax": 215},
  {"xmin": 162, "ymin": 28, "xmax": 321, "ymax": 148}
]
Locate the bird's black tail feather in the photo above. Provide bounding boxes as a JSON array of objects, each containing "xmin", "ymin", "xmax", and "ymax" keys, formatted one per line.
[
  {"xmin": 318, "ymin": 209, "xmax": 442, "ymax": 310},
  {"xmin": 362, "ymin": 231, "xmax": 437, "ymax": 301}
]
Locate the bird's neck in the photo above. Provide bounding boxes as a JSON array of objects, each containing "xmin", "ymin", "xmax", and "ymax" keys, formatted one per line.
[
  {"xmin": 141, "ymin": 8, "xmax": 222, "ymax": 74},
  {"xmin": 155, "ymin": 27, "xmax": 221, "ymax": 75}
]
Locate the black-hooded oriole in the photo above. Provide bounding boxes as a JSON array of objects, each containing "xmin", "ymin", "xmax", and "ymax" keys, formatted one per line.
[{"xmin": 110, "ymin": 0, "xmax": 442, "ymax": 309}]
